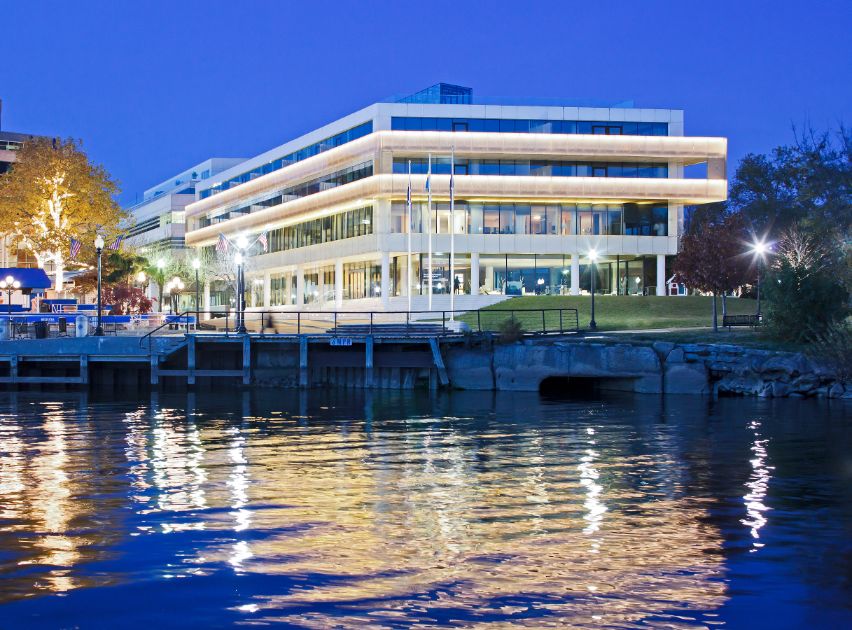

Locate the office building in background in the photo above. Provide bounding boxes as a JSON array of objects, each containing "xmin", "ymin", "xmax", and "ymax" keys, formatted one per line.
[{"xmin": 183, "ymin": 84, "xmax": 727, "ymax": 311}]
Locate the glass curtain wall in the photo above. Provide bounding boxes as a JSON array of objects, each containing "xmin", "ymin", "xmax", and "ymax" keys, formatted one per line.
[
  {"xmin": 479, "ymin": 254, "xmax": 573, "ymax": 296},
  {"xmin": 343, "ymin": 262, "xmax": 382, "ymax": 300},
  {"xmin": 303, "ymin": 272, "xmax": 319, "ymax": 304},
  {"xmin": 391, "ymin": 202, "xmax": 666, "ymax": 236},
  {"xmin": 269, "ymin": 272, "xmax": 292, "ymax": 306}
]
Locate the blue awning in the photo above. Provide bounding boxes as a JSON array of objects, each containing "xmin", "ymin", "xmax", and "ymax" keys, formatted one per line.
[{"xmin": 0, "ymin": 268, "xmax": 52, "ymax": 289}]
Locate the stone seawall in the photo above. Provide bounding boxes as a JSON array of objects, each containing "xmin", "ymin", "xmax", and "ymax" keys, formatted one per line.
[{"xmin": 444, "ymin": 338, "xmax": 850, "ymax": 399}]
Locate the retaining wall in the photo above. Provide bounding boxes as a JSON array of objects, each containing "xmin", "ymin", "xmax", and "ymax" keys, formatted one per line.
[{"xmin": 444, "ymin": 338, "xmax": 850, "ymax": 399}]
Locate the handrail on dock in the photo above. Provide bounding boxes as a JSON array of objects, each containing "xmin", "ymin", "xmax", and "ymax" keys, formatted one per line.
[{"xmin": 140, "ymin": 307, "xmax": 580, "ymax": 348}]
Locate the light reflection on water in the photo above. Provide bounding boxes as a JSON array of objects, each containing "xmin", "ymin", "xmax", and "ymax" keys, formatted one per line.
[{"xmin": 0, "ymin": 390, "xmax": 849, "ymax": 628}]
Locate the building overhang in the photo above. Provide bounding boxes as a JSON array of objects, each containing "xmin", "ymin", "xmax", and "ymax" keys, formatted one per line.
[
  {"xmin": 185, "ymin": 174, "xmax": 726, "ymax": 247},
  {"xmin": 185, "ymin": 130, "xmax": 728, "ymax": 220}
]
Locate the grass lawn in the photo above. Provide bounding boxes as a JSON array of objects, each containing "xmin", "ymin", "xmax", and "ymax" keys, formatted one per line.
[{"xmin": 462, "ymin": 295, "xmax": 759, "ymax": 333}]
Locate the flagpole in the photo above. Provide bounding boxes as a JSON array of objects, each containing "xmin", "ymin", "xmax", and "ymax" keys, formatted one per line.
[
  {"xmin": 406, "ymin": 159, "xmax": 412, "ymax": 314},
  {"xmin": 427, "ymin": 153, "xmax": 433, "ymax": 311},
  {"xmin": 449, "ymin": 146, "xmax": 455, "ymax": 322}
]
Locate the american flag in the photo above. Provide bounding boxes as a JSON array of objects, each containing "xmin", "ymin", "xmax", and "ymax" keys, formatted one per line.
[
  {"xmin": 69, "ymin": 238, "xmax": 81, "ymax": 260},
  {"xmin": 216, "ymin": 233, "xmax": 230, "ymax": 254},
  {"xmin": 258, "ymin": 232, "xmax": 268, "ymax": 252},
  {"xmin": 108, "ymin": 235, "xmax": 123, "ymax": 250}
]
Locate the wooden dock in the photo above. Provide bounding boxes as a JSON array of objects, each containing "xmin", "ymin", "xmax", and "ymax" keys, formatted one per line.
[{"xmin": 0, "ymin": 331, "xmax": 458, "ymax": 390}]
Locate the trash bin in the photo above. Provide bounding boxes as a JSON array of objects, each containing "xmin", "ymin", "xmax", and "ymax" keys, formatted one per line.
[
  {"xmin": 75, "ymin": 315, "xmax": 88, "ymax": 337},
  {"xmin": 34, "ymin": 321, "xmax": 49, "ymax": 339}
]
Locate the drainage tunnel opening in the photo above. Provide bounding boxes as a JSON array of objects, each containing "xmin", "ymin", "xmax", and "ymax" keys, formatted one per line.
[{"xmin": 539, "ymin": 376, "xmax": 608, "ymax": 398}]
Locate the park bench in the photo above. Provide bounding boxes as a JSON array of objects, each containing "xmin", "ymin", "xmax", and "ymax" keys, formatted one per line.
[{"xmin": 723, "ymin": 314, "xmax": 761, "ymax": 330}]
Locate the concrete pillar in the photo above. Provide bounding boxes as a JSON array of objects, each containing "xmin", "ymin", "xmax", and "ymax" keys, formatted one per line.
[
  {"xmin": 187, "ymin": 336, "xmax": 196, "ymax": 386},
  {"xmin": 380, "ymin": 251, "xmax": 390, "ymax": 309},
  {"xmin": 299, "ymin": 336, "xmax": 308, "ymax": 387},
  {"xmin": 365, "ymin": 335, "xmax": 374, "ymax": 388},
  {"xmin": 656, "ymin": 254, "xmax": 666, "ymax": 297},
  {"xmin": 318, "ymin": 268, "xmax": 325, "ymax": 307},
  {"xmin": 335, "ymin": 259, "xmax": 343, "ymax": 309},
  {"xmin": 296, "ymin": 265, "xmax": 304, "ymax": 307},
  {"xmin": 263, "ymin": 272, "xmax": 271, "ymax": 308},
  {"xmin": 242, "ymin": 335, "xmax": 251, "ymax": 385},
  {"xmin": 571, "ymin": 254, "xmax": 580, "ymax": 295},
  {"xmin": 470, "ymin": 252, "xmax": 480, "ymax": 296},
  {"xmin": 202, "ymin": 281, "xmax": 211, "ymax": 320}
]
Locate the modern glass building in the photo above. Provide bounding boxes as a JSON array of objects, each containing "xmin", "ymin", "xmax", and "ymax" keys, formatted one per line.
[
  {"xmin": 125, "ymin": 157, "xmax": 246, "ymax": 254},
  {"xmin": 184, "ymin": 84, "xmax": 727, "ymax": 311}
]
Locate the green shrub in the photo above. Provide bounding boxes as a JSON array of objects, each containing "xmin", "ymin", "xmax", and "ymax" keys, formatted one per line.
[
  {"xmin": 805, "ymin": 321, "xmax": 852, "ymax": 381},
  {"xmin": 497, "ymin": 317, "xmax": 524, "ymax": 343},
  {"xmin": 763, "ymin": 229, "xmax": 849, "ymax": 342}
]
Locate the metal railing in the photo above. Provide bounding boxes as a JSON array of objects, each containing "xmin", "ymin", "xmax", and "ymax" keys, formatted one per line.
[{"xmin": 140, "ymin": 307, "xmax": 580, "ymax": 345}]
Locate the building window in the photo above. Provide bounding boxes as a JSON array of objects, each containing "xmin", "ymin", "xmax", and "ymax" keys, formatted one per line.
[
  {"xmin": 264, "ymin": 206, "xmax": 373, "ymax": 255},
  {"xmin": 390, "ymin": 201, "xmax": 666, "ymax": 236},
  {"xmin": 393, "ymin": 158, "xmax": 667, "ymax": 178},
  {"xmin": 392, "ymin": 117, "xmax": 667, "ymax": 136},
  {"xmin": 200, "ymin": 121, "xmax": 373, "ymax": 199},
  {"xmin": 200, "ymin": 162, "xmax": 373, "ymax": 228}
]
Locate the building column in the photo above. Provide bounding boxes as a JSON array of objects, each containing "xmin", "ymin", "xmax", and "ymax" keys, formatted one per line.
[
  {"xmin": 335, "ymin": 259, "xmax": 343, "ymax": 309},
  {"xmin": 470, "ymin": 252, "xmax": 480, "ymax": 296},
  {"xmin": 317, "ymin": 268, "xmax": 325, "ymax": 308},
  {"xmin": 656, "ymin": 254, "xmax": 666, "ymax": 297},
  {"xmin": 570, "ymin": 254, "xmax": 580, "ymax": 295},
  {"xmin": 263, "ymin": 272, "xmax": 271, "ymax": 308},
  {"xmin": 380, "ymin": 251, "xmax": 390, "ymax": 309},
  {"xmin": 202, "ymin": 281, "xmax": 211, "ymax": 320},
  {"xmin": 296, "ymin": 265, "xmax": 304, "ymax": 307}
]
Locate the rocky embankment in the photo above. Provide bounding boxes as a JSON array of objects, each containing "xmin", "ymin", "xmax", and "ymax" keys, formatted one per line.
[{"xmin": 443, "ymin": 338, "xmax": 850, "ymax": 398}]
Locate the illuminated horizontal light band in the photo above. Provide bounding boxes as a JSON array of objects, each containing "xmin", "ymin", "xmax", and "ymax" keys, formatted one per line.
[
  {"xmin": 186, "ymin": 130, "xmax": 727, "ymax": 219},
  {"xmin": 185, "ymin": 173, "xmax": 724, "ymax": 246}
]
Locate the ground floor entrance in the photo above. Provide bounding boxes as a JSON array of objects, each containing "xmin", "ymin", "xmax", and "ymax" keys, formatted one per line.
[{"xmin": 221, "ymin": 253, "xmax": 670, "ymax": 311}]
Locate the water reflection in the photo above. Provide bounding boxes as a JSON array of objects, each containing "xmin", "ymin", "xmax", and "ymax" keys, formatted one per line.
[
  {"xmin": 742, "ymin": 420, "xmax": 773, "ymax": 551},
  {"xmin": 0, "ymin": 390, "xmax": 848, "ymax": 628}
]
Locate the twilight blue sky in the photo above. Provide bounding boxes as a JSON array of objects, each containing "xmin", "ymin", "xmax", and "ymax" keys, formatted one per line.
[{"xmin": 1, "ymin": 0, "xmax": 850, "ymax": 204}]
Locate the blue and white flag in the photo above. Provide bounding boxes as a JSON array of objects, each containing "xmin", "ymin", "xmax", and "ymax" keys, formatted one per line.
[
  {"xmin": 69, "ymin": 238, "xmax": 81, "ymax": 260},
  {"xmin": 108, "ymin": 235, "xmax": 123, "ymax": 250},
  {"xmin": 449, "ymin": 159, "xmax": 455, "ymax": 203}
]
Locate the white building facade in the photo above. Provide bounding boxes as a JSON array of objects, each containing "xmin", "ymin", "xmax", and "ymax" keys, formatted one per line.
[
  {"xmin": 184, "ymin": 85, "xmax": 727, "ymax": 312},
  {"xmin": 126, "ymin": 157, "xmax": 246, "ymax": 255}
]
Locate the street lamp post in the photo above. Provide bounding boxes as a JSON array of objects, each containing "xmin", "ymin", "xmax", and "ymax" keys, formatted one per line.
[
  {"xmin": 0, "ymin": 275, "xmax": 21, "ymax": 318},
  {"xmin": 234, "ymin": 251, "xmax": 246, "ymax": 333},
  {"xmin": 94, "ymin": 234, "xmax": 105, "ymax": 336},
  {"xmin": 156, "ymin": 258, "xmax": 165, "ymax": 313},
  {"xmin": 192, "ymin": 257, "xmax": 201, "ymax": 327},
  {"xmin": 750, "ymin": 240, "xmax": 769, "ymax": 318},
  {"xmin": 588, "ymin": 250, "xmax": 598, "ymax": 331}
]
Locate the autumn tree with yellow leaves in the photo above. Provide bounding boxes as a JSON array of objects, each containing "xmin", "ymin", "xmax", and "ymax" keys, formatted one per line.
[{"xmin": 0, "ymin": 137, "xmax": 125, "ymax": 292}]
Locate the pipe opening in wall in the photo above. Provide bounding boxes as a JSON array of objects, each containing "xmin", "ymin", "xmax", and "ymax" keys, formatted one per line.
[{"xmin": 538, "ymin": 376, "xmax": 607, "ymax": 398}]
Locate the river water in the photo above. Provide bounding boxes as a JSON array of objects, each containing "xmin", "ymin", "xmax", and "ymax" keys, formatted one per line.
[{"xmin": 0, "ymin": 389, "xmax": 849, "ymax": 629}]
